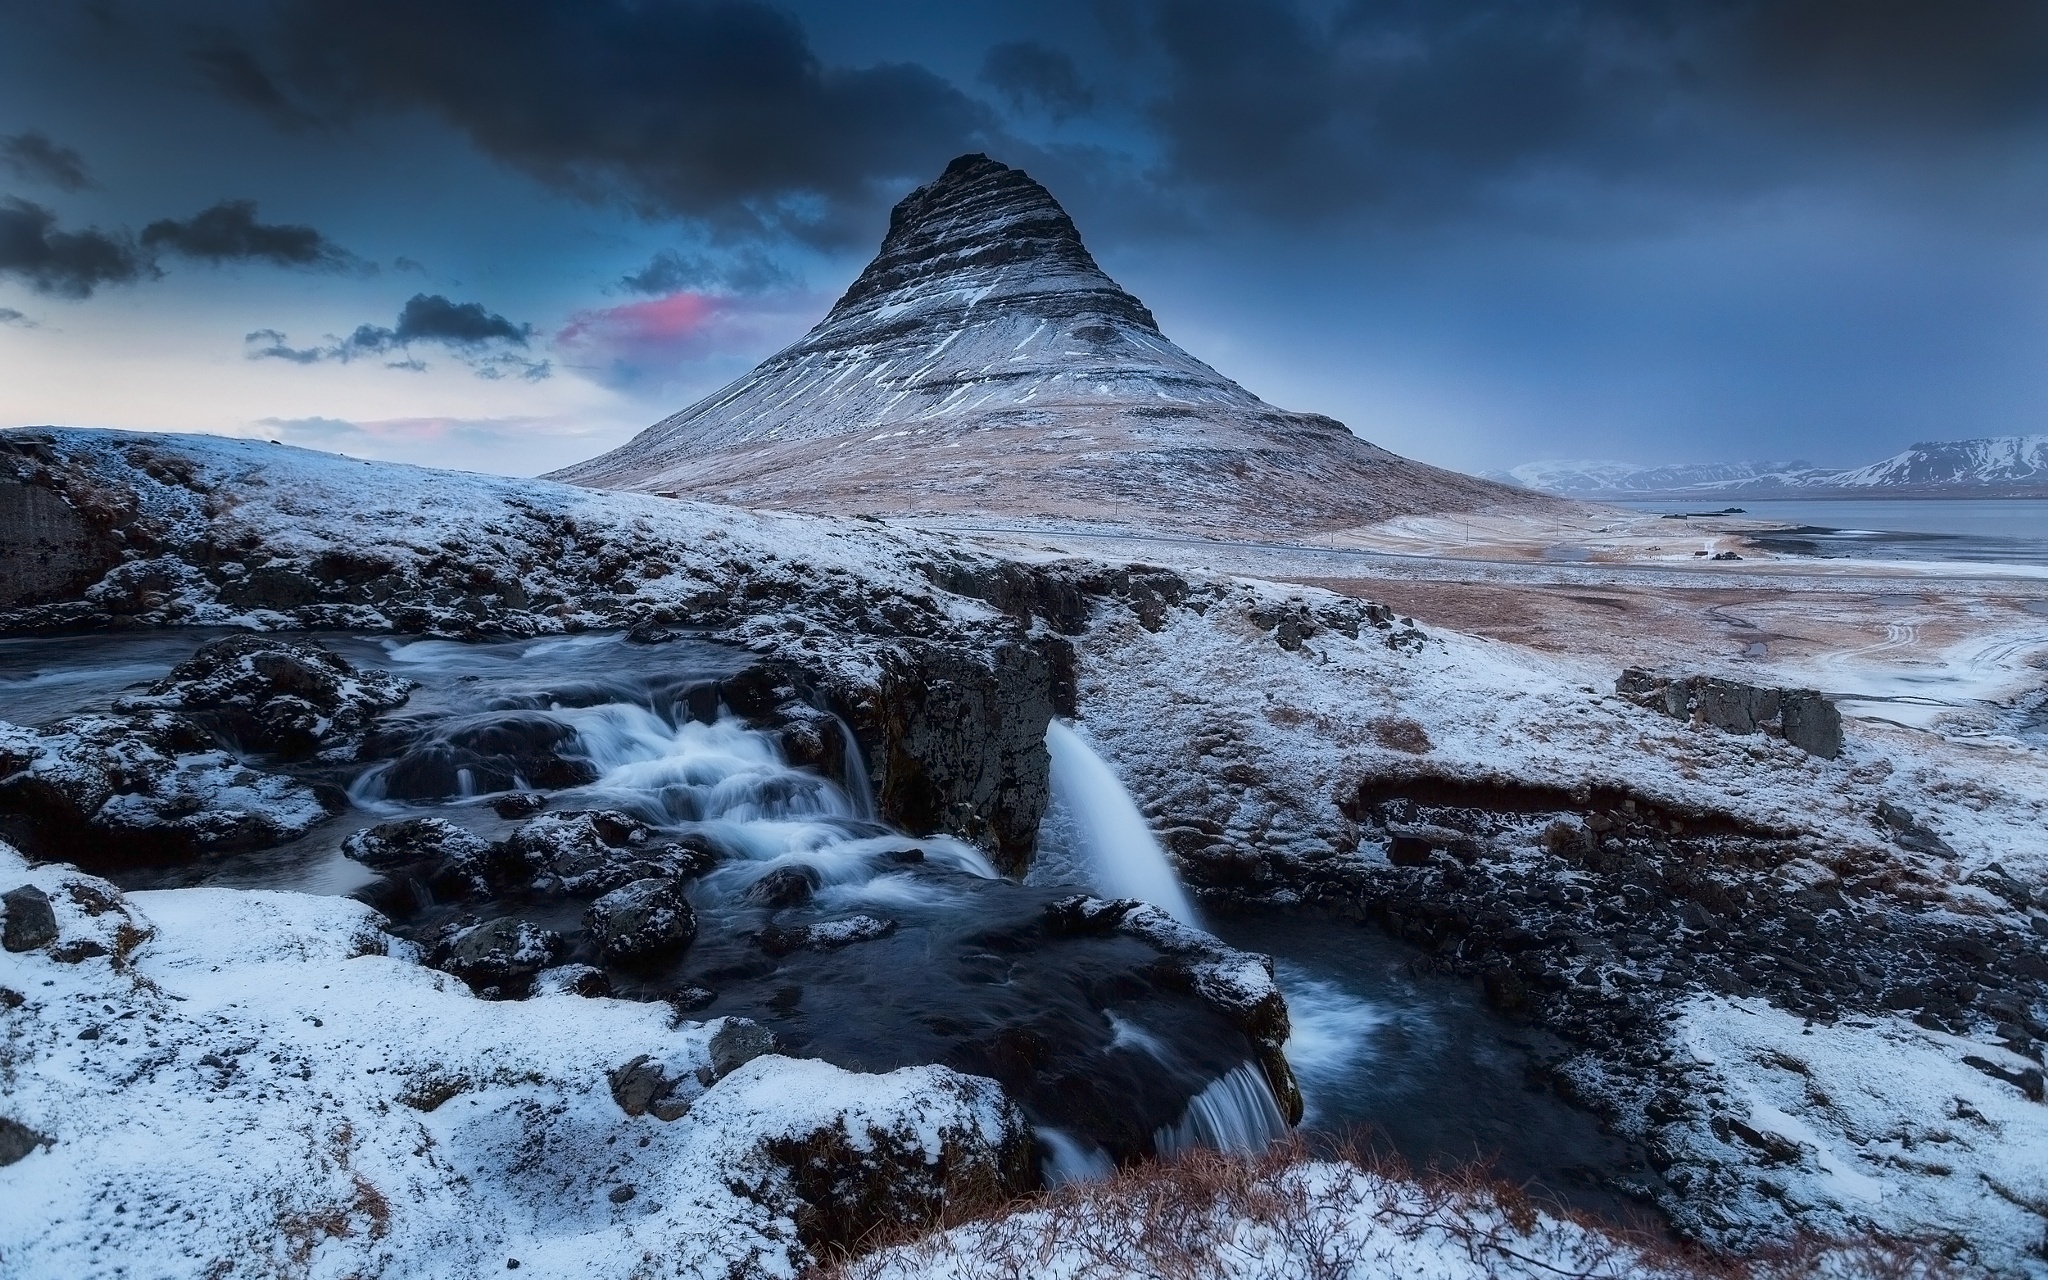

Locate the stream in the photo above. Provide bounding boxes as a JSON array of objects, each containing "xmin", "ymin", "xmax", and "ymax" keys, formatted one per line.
[{"xmin": 0, "ymin": 628, "xmax": 1658, "ymax": 1218}]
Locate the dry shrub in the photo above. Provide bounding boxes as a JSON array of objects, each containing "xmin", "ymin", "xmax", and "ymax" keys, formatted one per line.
[
  {"xmin": 1370, "ymin": 718, "xmax": 1434, "ymax": 754},
  {"xmin": 818, "ymin": 1136, "xmax": 1955, "ymax": 1280}
]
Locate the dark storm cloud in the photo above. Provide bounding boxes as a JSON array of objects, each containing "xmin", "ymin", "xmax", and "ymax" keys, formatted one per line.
[
  {"xmin": 141, "ymin": 199, "xmax": 363, "ymax": 271},
  {"xmin": 1, "ymin": 132, "xmax": 93, "ymax": 191},
  {"xmin": 618, "ymin": 247, "xmax": 796, "ymax": 296},
  {"xmin": 981, "ymin": 42, "xmax": 1097, "ymax": 119},
  {"xmin": 0, "ymin": 198, "xmax": 149, "ymax": 297},
  {"xmin": 0, "ymin": 306, "xmax": 35, "ymax": 326},
  {"xmin": 199, "ymin": 0, "xmax": 998, "ymax": 244},
  {"xmin": 1116, "ymin": 0, "xmax": 2048, "ymax": 223},
  {"xmin": 248, "ymin": 293, "xmax": 549, "ymax": 380},
  {"xmin": 187, "ymin": 35, "xmax": 321, "ymax": 131}
]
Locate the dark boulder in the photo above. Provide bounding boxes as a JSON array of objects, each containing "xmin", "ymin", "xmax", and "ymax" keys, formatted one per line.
[
  {"xmin": 709, "ymin": 1018, "xmax": 781, "ymax": 1079},
  {"xmin": 502, "ymin": 810, "xmax": 694, "ymax": 896},
  {"xmin": 0, "ymin": 1116, "xmax": 49, "ymax": 1167},
  {"xmin": 0, "ymin": 712, "xmax": 331, "ymax": 863},
  {"xmin": 342, "ymin": 816, "xmax": 502, "ymax": 901},
  {"xmin": 758, "ymin": 914, "xmax": 896, "ymax": 956},
  {"xmin": 585, "ymin": 877, "xmax": 698, "ymax": 964},
  {"xmin": 342, "ymin": 816, "xmax": 494, "ymax": 871},
  {"xmin": 853, "ymin": 639, "xmax": 1060, "ymax": 876},
  {"xmin": 1, "ymin": 884, "xmax": 58, "ymax": 952},
  {"xmin": 746, "ymin": 865, "xmax": 820, "ymax": 909}
]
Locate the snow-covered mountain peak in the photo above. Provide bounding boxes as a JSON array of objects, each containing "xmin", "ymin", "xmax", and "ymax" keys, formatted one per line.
[
  {"xmin": 551, "ymin": 154, "xmax": 1540, "ymax": 537},
  {"xmin": 820, "ymin": 152, "xmax": 1160, "ymax": 337}
]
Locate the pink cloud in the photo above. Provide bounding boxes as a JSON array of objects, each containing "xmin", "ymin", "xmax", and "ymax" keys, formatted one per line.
[{"xmin": 554, "ymin": 289, "xmax": 817, "ymax": 390}]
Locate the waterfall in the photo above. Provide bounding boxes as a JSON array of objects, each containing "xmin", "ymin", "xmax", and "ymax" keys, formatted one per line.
[
  {"xmin": 1044, "ymin": 721, "xmax": 1199, "ymax": 926},
  {"xmin": 1152, "ymin": 1062, "xmax": 1291, "ymax": 1155},
  {"xmin": 833, "ymin": 715, "xmax": 877, "ymax": 821}
]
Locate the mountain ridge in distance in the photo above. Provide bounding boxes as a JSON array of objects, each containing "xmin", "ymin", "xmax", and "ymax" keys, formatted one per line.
[
  {"xmin": 1489, "ymin": 434, "xmax": 2048, "ymax": 498},
  {"xmin": 551, "ymin": 153, "xmax": 1547, "ymax": 537}
]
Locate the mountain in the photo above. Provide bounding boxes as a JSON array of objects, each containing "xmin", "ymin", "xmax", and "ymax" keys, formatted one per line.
[
  {"xmin": 1827, "ymin": 434, "xmax": 2048, "ymax": 489},
  {"xmin": 1481, "ymin": 459, "xmax": 1833, "ymax": 496},
  {"xmin": 551, "ymin": 154, "xmax": 1543, "ymax": 537},
  {"xmin": 1494, "ymin": 435, "xmax": 2048, "ymax": 498}
]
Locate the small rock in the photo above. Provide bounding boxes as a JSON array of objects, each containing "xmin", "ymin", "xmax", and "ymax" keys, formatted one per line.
[
  {"xmin": 608, "ymin": 1054, "xmax": 691, "ymax": 1121},
  {"xmin": 666, "ymin": 984, "xmax": 716, "ymax": 1013},
  {"xmin": 759, "ymin": 915, "xmax": 896, "ymax": 956},
  {"xmin": 609, "ymin": 1184, "xmax": 637, "ymax": 1203},
  {"xmin": 491, "ymin": 792, "xmax": 547, "ymax": 819},
  {"xmin": 1, "ymin": 885, "xmax": 58, "ymax": 952},
  {"xmin": 1876, "ymin": 801, "xmax": 1956, "ymax": 857},
  {"xmin": 532, "ymin": 964, "xmax": 611, "ymax": 998}
]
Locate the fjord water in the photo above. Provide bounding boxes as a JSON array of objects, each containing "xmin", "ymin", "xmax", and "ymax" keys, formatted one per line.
[{"xmin": 1618, "ymin": 497, "xmax": 2048, "ymax": 566}]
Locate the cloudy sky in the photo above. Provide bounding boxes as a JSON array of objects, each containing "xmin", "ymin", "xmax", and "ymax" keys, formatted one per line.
[{"xmin": 3, "ymin": 0, "xmax": 2046, "ymax": 478}]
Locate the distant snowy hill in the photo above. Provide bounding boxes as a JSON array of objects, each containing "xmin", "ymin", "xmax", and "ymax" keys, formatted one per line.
[{"xmin": 1493, "ymin": 434, "xmax": 2048, "ymax": 496}]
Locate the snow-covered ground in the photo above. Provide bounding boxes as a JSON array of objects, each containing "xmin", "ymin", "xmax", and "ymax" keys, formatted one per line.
[{"xmin": 0, "ymin": 844, "xmax": 1026, "ymax": 1279}]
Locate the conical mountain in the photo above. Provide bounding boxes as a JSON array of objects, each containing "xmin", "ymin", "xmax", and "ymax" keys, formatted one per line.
[{"xmin": 551, "ymin": 154, "xmax": 1540, "ymax": 536}]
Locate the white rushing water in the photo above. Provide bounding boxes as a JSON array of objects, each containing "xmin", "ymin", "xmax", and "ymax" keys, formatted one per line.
[
  {"xmin": 1152, "ymin": 1062, "xmax": 1292, "ymax": 1154},
  {"xmin": 1271, "ymin": 959, "xmax": 1395, "ymax": 1127},
  {"xmin": 1044, "ymin": 721, "xmax": 1200, "ymax": 926}
]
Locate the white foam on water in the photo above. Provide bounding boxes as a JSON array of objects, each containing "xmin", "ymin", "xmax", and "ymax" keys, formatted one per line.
[
  {"xmin": 1037, "ymin": 1127, "xmax": 1116, "ymax": 1186},
  {"xmin": 1272, "ymin": 959, "xmax": 1395, "ymax": 1126},
  {"xmin": 1044, "ymin": 720, "xmax": 1199, "ymax": 925},
  {"xmin": 1152, "ymin": 1061, "xmax": 1291, "ymax": 1155}
]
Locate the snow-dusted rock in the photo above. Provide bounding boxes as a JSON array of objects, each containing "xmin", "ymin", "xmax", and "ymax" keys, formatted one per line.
[
  {"xmin": 0, "ymin": 709, "xmax": 332, "ymax": 862},
  {"xmin": 584, "ymin": 876, "xmax": 697, "ymax": 964},
  {"xmin": 1653, "ymin": 996, "xmax": 2048, "ymax": 1274},
  {"xmin": 1044, "ymin": 895, "xmax": 1302, "ymax": 1126},
  {"xmin": 503, "ymin": 809, "xmax": 701, "ymax": 896},
  {"xmin": 112, "ymin": 632, "xmax": 413, "ymax": 759}
]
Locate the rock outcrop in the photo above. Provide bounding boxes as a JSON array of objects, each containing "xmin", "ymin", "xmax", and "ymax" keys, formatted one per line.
[
  {"xmin": 550, "ymin": 154, "xmax": 1545, "ymax": 539},
  {"xmin": 1616, "ymin": 668, "xmax": 1842, "ymax": 758}
]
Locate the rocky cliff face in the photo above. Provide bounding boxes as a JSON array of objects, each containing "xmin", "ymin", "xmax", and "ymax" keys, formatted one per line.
[{"xmin": 551, "ymin": 154, "xmax": 1542, "ymax": 538}]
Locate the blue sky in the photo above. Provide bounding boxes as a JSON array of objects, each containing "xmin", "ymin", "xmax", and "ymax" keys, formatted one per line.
[{"xmin": 3, "ymin": 0, "xmax": 2046, "ymax": 477}]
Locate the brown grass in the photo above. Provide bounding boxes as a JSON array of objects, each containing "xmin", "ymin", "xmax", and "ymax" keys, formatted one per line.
[{"xmin": 814, "ymin": 1137, "xmax": 1954, "ymax": 1280}]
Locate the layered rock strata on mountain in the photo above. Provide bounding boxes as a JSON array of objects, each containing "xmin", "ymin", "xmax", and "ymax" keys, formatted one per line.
[{"xmin": 551, "ymin": 154, "xmax": 1541, "ymax": 537}]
